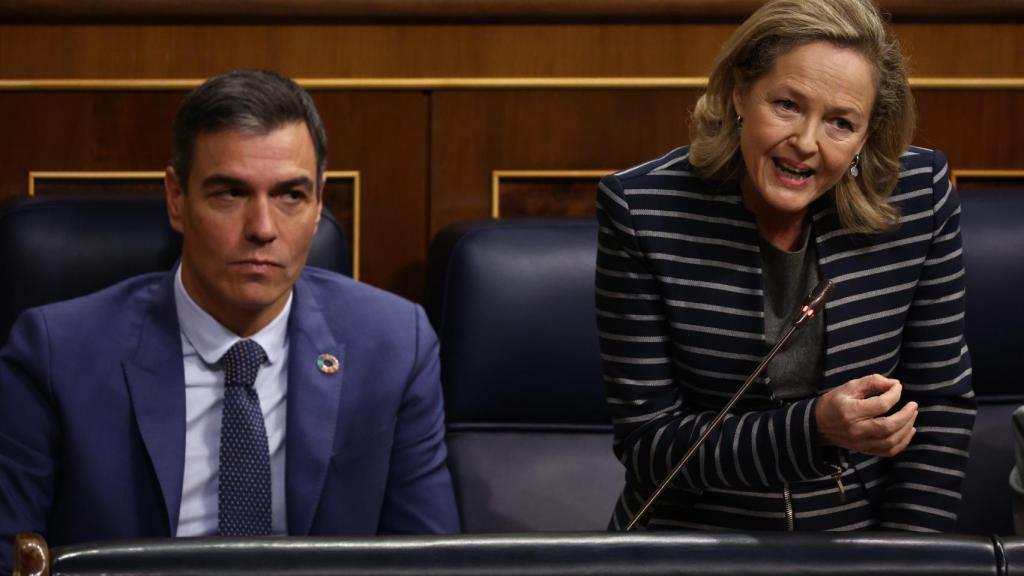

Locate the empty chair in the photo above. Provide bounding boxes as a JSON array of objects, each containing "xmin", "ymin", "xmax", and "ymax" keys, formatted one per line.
[{"xmin": 427, "ymin": 217, "xmax": 622, "ymax": 532}]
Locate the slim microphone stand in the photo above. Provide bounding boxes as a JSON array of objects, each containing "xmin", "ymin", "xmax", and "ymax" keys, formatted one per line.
[{"xmin": 624, "ymin": 279, "xmax": 833, "ymax": 531}]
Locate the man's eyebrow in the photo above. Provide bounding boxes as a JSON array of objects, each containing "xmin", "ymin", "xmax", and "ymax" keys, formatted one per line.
[
  {"xmin": 200, "ymin": 174, "xmax": 248, "ymax": 190},
  {"xmin": 275, "ymin": 176, "xmax": 315, "ymax": 191},
  {"xmin": 198, "ymin": 174, "xmax": 315, "ymax": 191}
]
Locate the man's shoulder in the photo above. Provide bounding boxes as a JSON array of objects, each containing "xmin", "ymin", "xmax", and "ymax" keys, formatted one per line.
[
  {"xmin": 4, "ymin": 271, "xmax": 170, "ymax": 357},
  {"xmin": 299, "ymin": 267, "xmax": 416, "ymax": 311},
  {"xmin": 296, "ymin": 267, "xmax": 431, "ymax": 355},
  {"xmin": 31, "ymin": 272, "xmax": 167, "ymax": 325},
  {"xmin": 297, "ymin": 267, "xmax": 423, "ymax": 335}
]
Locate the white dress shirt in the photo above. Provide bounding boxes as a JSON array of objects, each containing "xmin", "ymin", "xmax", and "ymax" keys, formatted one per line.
[{"xmin": 173, "ymin": 266, "xmax": 290, "ymax": 536}]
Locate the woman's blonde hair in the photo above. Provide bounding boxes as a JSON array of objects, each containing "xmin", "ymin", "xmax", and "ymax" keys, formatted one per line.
[{"xmin": 689, "ymin": 0, "xmax": 914, "ymax": 233}]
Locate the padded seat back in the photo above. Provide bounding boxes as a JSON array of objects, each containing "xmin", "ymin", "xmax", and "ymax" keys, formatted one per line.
[
  {"xmin": 956, "ymin": 187, "xmax": 1024, "ymax": 535},
  {"xmin": 0, "ymin": 196, "xmax": 350, "ymax": 346},
  {"xmin": 428, "ymin": 184, "xmax": 1021, "ymax": 535},
  {"xmin": 428, "ymin": 218, "xmax": 622, "ymax": 532}
]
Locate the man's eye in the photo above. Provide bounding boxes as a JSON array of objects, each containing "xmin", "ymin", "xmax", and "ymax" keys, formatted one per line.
[{"xmin": 277, "ymin": 190, "xmax": 308, "ymax": 203}]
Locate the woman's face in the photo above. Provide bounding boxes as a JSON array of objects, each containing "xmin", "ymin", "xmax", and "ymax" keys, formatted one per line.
[{"xmin": 733, "ymin": 41, "xmax": 876, "ymax": 226}]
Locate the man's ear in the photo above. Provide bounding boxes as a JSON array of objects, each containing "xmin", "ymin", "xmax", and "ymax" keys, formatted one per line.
[{"xmin": 165, "ymin": 167, "xmax": 185, "ymax": 234}]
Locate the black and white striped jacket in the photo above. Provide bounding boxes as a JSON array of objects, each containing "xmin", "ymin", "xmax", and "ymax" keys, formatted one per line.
[{"xmin": 596, "ymin": 145, "xmax": 975, "ymax": 532}]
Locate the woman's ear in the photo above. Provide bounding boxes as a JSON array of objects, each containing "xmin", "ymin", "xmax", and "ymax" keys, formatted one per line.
[{"xmin": 732, "ymin": 85, "xmax": 746, "ymax": 118}]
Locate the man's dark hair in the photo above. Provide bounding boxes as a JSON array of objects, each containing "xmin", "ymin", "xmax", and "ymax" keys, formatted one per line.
[{"xmin": 171, "ymin": 69, "xmax": 328, "ymax": 193}]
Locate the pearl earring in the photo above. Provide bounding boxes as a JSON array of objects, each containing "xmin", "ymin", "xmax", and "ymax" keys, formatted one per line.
[
  {"xmin": 736, "ymin": 115, "xmax": 744, "ymax": 129},
  {"xmin": 850, "ymin": 154, "xmax": 861, "ymax": 178}
]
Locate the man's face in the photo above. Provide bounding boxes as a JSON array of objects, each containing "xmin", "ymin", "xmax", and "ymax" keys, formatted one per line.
[{"xmin": 166, "ymin": 121, "xmax": 323, "ymax": 336}]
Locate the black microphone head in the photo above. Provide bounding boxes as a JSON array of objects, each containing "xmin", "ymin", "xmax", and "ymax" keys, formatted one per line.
[
  {"xmin": 792, "ymin": 279, "xmax": 834, "ymax": 328},
  {"xmin": 805, "ymin": 278, "xmax": 834, "ymax": 315}
]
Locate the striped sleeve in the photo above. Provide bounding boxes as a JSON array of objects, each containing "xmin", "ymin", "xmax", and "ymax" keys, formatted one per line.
[
  {"xmin": 881, "ymin": 150, "xmax": 977, "ymax": 532},
  {"xmin": 596, "ymin": 173, "xmax": 832, "ymax": 495}
]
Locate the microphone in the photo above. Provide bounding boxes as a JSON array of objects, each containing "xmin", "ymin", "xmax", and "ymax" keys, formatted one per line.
[{"xmin": 624, "ymin": 278, "xmax": 835, "ymax": 531}]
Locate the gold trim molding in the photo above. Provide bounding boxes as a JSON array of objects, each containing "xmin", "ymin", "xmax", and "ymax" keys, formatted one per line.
[
  {"xmin": 335, "ymin": 170, "xmax": 361, "ymax": 280},
  {"xmin": 491, "ymin": 169, "xmax": 612, "ymax": 218},
  {"xmin": 950, "ymin": 169, "xmax": 1024, "ymax": 187},
  {"xmin": 27, "ymin": 171, "xmax": 164, "ymax": 196},
  {"xmin": 28, "ymin": 170, "xmax": 362, "ymax": 279},
  {"xmin": 3, "ymin": 77, "xmax": 1024, "ymax": 91}
]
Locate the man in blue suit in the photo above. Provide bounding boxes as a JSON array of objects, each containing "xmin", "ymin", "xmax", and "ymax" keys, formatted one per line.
[{"xmin": 0, "ymin": 69, "xmax": 459, "ymax": 572}]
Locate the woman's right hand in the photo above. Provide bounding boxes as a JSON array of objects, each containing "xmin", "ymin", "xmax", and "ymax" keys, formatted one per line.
[{"xmin": 815, "ymin": 374, "xmax": 918, "ymax": 457}]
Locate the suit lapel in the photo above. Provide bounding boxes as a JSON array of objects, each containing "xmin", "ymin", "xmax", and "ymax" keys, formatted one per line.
[
  {"xmin": 285, "ymin": 274, "xmax": 346, "ymax": 535},
  {"xmin": 812, "ymin": 199, "xmax": 851, "ymax": 391},
  {"xmin": 122, "ymin": 273, "xmax": 187, "ymax": 535}
]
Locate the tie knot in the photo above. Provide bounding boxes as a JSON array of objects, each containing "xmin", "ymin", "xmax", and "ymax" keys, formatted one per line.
[{"xmin": 221, "ymin": 339, "xmax": 267, "ymax": 388}]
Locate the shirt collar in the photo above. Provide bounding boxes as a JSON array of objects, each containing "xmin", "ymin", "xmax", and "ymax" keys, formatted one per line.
[{"xmin": 173, "ymin": 264, "xmax": 292, "ymax": 366}]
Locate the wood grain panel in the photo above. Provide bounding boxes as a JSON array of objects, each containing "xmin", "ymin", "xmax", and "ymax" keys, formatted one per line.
[
  {"xmin": 896, "ymin": 24, "xmax": 1024, "ymax": 78},
  {"xmin": 498, "ymin": 176, "xmax": 604, "ymax": 218},
  {"xmin": 0, "ymin": 90, "xmax": 429, "ymax": 299},
  {"xmin": 0, "ymin": 24, "xmax": 727, "ymax": 79},
  {"xmin": 429, "ymin": 90, "xmax": 697, "ymax": 235},
  {"xmin": 311, "ymin": 92, "xmax": 429, "ymax": 299},
  {"xmin": 432, "ymin": 88, "xmax": 1024, "ymax": 234},
  {"xmin": 2, "ymin": 0, "xmax": 1023, "ymax": 21},
  {"xmin": 30, "ymin": 173, "xmax": 166, "ymax": 196},
  {"xmin": 914, "ymin": 90, "xmax": 1024, "ymax": 172},
  {"xmin": 0, "ymin": 92, "xmax": 181, "ymax": 199},
  {"xmin": 3, "ymin": 23, "xmax": 1023, "ymax": 80}
]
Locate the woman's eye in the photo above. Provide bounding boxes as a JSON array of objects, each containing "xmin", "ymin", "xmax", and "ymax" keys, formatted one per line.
[
  {"xmin": 834, "ymin": 118, "xmax": 854, "ymax": 132},
  {"xmin": 777, "ymin": 99, "xmax": 797, "ymax": 111}
]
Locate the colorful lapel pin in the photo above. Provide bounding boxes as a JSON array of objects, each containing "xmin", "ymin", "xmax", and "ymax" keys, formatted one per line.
[{"xmin": 316, "ymin": 353, "xmax": 340, "ymax": 374}]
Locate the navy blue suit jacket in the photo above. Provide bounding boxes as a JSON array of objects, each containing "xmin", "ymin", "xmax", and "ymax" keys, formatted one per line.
[{"xmin": 0, "ymin": 267, "xmax": 459, "ymax": 572}]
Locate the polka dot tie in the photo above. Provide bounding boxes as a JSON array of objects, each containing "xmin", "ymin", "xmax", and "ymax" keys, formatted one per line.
[{"xmin": 217, "ymin": 339, "xmax": 272, "ymax": 536}]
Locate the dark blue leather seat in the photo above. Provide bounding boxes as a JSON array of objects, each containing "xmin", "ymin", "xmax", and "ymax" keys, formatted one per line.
[
  {"xmin": 429, "ymin": 189, "xmax": 1022, "ymax": 535},
  {"xmin": 0, "ymin": 195, "xmax": 350, "ymax": 347},
  {"xmin": 957, "ymin": 187, "xmax": 1024, "ymax": 535},
  {"xmin": 428, "ymin": 218, "xmax": 622, "ymax": 532}
]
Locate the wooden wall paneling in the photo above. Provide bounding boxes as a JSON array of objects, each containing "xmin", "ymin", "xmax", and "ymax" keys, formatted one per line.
[
  {"xmin": 29, "ymin": 172, "xmax": 166, "ymax": 196},
  {"xmin": 0, "ymin": 24, "xmax": 730, "ymax": 79},
  {"xmin": 2, "ymin": 23, "xmax": 1024, "ymax": 80},
  {"xmin": 429, "ymin": 89, "xmax": 699, "ymax": 236},
  {"xmin": 431, "ymin": 87, "xmax": 1024, "ymax": 234},
  {"xmin": 0, "ymin": 90, "xmax": 429, "ymax": 300},
  {"xmin": 894, "ymin": 24, "xmax": 1024, "ymax": 78},
  {"xmin": 497, "ymin": 177, "xmax": 601, "ymax": 217},
  {"xmin": 3, "ymin": 0, "xmax": 1024, "ymax": 21},
  {"xmin": 913, "ymin": 90, "xmax": 1024, "ymax": 172},
  {"xmin": 0, "ymin": 91, "xmax": 182, "ymax": 200},
  {"xmin": 310, "ymin": 91, "xmax": 429, "ymax": 300},
  {"xmin": 493, "ymin": 171, "xmax": 610, "ymax": 218},
  {"xmin": 321, "ymin": 173, "xmax": 358, "ymax": 277}
]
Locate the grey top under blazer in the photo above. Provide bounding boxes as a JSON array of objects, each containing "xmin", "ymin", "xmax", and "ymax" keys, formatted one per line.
[{"xmin": 596, "ymin": 145, "xmax": 975, "ymax": 532}]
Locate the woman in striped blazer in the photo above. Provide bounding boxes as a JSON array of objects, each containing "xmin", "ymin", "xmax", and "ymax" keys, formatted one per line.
[{"xmin": 597, "ymin": 0, "xmax": 974, "ymax": 532}]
